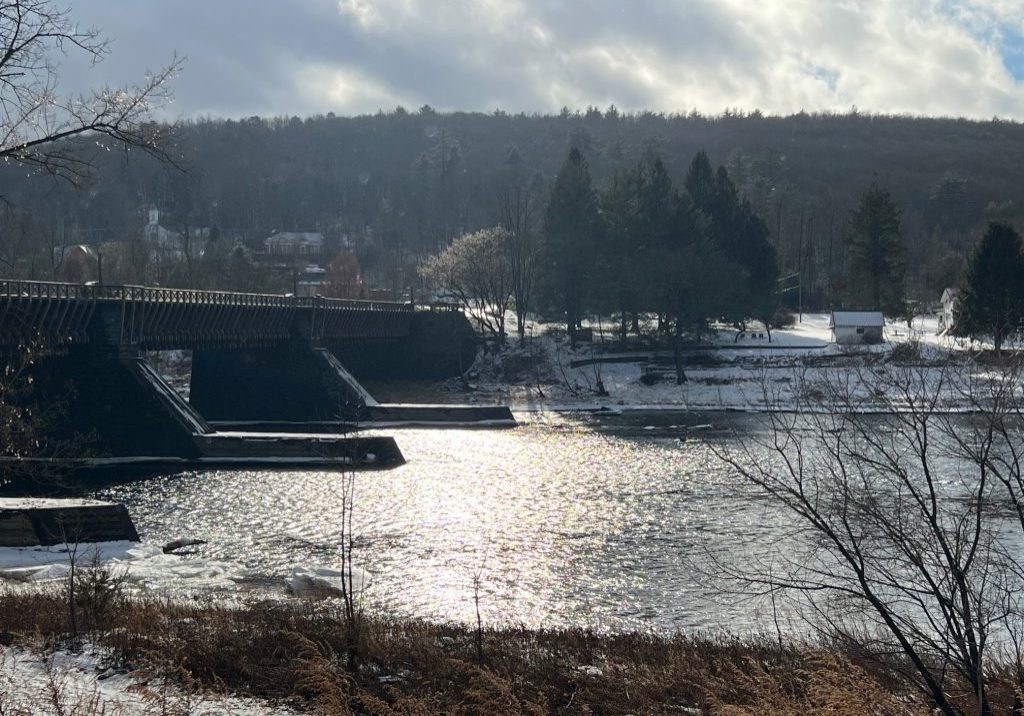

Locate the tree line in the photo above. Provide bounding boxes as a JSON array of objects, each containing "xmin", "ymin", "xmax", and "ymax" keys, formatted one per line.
[
  {"xmin": 540, "ymin": 148, "xmax": 780, "ymax": 370},
  {"xmin": 423, "ymin": 148, "xmax": 779, "ymax": 351},
  {"xmin": 424, "ymin": 144, "xmax": 924, "ymax": 372},
  {"xmin": 1, "ymin": 109, "xmax": 1024, "ymax": 305}
]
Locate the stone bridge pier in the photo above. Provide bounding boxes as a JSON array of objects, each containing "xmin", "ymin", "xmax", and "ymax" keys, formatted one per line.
[
  {"xmin": 190, "ymin": 310, "xmax": 481, "ymax": 425},
  {"xmin": 27, "ymin": 344, "xmax": 205, "ymax": 459},
  {"xmin": 23, "ymin": 342, "xmax": 407, "ymax": 469},
  {"xmin": 328, "ymin": 309, "xmax": 479, "ymax": 381},
  {"xmin": 190, "ymin": 341, "xmax": 372, "ymax": 423}
]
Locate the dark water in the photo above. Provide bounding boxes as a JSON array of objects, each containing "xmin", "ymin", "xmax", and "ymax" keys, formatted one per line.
[{"xmin": 100, "ymin": 411, "xmax": 833, "ymax": 633}]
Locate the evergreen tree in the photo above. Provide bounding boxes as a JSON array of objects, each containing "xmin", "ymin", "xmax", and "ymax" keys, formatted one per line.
[
  {"xmin": 600, "ymin": 159, "xmax": 678, "ymax": 340},
  {"xmin": 846, "ymin": 181, "xmax": 906, "ymax": 314},
  {"xmin": 639, "ymin": 159, "xmax": 676, "ymax": 246},
  {"xmin": 656, "ymin": 191, "xmax": 738, "ymax": 383},
  {"xmin": 598, "ymin": 165, "xmax": 643, "ymax": 342},
  {"xmin": 684, "ymin": 150, "xmax": 717, "ymax": 210},
  {"xmin": 736, "ymin": 198, "xmax": 780, "ymax": 338},
  {"xmin": 955, "ymin": 221, "xmax": 1024, "ymax": 354},
  {"xmin": 684, "ymin": 152, "xmax": 779, "ymax": 334},
  {"xmin": 542, "ymin": 147, "xmax": 601, "ymax": 344}
]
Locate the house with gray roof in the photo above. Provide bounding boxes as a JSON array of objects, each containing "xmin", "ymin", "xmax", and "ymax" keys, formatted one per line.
[{"xmin": 829, "ymin": 311, "xmax": 885, "ymax": 345}]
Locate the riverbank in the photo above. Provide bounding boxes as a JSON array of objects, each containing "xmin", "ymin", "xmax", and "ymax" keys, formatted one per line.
[
  {"xmin": 0, "ymin": 588, "xmax": 990, "ymax": 715},
  {"xmin": 364, "ymin": 313, "xmax": 1016, "ymax": 414}
]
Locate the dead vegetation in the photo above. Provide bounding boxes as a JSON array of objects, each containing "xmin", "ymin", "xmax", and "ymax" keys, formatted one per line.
[{"xmin": 0, "ymin": 587, "xmax": 1016, "ymax": 715}]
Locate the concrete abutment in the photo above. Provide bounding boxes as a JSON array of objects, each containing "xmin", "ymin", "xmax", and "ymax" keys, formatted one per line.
[
  {"xmin": 189, "ymin": 341, "xmax": 369, "ymax": 423},
  {"xmin": 191, "ymin": 311, "xmax": 482, "ymax": 425},
  {"xmin": 28, "ymin": 345, "xmax": 203, "ymax": 459}
]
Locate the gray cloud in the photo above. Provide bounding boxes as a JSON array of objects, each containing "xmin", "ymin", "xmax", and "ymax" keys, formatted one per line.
[{"xmin": 53, "ymin": 0, "xmax": 1024, "ymax": 119}]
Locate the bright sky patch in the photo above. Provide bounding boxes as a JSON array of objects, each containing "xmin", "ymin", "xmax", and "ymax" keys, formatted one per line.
[{"xmin": 54, "ymin": 0, "xmax": 1024, "ymax": 120}]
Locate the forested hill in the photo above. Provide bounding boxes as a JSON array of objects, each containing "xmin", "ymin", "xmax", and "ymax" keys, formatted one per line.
[{"xmin": 3, "ymin": 108, "xmax": 1024, "ymax": 306}]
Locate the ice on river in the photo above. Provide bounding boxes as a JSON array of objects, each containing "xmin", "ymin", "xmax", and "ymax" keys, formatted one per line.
[
  {"xmin": 0, "ymin": 541, "xmax": 245, "ymax": 590},
  {"xmin": 0, "ymin": 540, "xmax": 367, "ymax": 601},
  {"xmin": 286, "ymin": 564, "xmax": 370, "ymax": 597}
]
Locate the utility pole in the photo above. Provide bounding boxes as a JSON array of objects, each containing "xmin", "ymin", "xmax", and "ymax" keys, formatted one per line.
[
  {"xmin": 778, "ymin": 272, "xmax": 801, "ymax": 321},
  {"xmin": 798, "ymin": 272, "xmax": 803, "ymax": 323}
]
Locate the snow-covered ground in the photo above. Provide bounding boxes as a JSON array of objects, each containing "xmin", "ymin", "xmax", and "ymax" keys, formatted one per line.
[
  {"xmin": 0, "ymin": 645, "xmax": 296, "ymax": 715},
  {"xmin": 0, "ymin": 541, "xmax": 369, "ymax": 713},
  {"xmin": 453, "ymin": 312, "xmax": 1005, "ymax": 413}
]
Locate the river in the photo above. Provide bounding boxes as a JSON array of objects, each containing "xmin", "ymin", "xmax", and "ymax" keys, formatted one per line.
[{"xmin": 99, "ymin": 411, "xmax": 817, "ymax": 633}]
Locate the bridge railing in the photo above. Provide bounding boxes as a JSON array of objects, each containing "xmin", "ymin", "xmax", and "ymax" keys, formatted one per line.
[
  {"xmin": 88, "ymin": 285, "xmax": 309, "ymax": 309},
  {"xmin": 0, "ymin": 280, "xmax": 416, "ymax": 309},
  {"xmin": 415, "ymin": 301, "xmax": 462, "ymax": 313},
  {"xmin": 310, "ymin": 296, "xmax": 414, "ymax": 340},
  {"xmin": 0, "ymin": 280, "xmax": 96, "ymax": 345},
  {"xmin": 0, "ymin": 279, "xmax": 89, "ymax": 300},
  {"xmin": 314, "ymin": 296, "xmax": 413, "ymax": 311},
  {"xmin": 0, "ymin": 280, "xmax": 418, "ymax": 347}
]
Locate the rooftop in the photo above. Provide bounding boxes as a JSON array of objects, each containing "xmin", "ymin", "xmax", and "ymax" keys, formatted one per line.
[
  {"xmin": 265, "ymin": 231, "xmax": 323, "ymax": 244},
  {"xmin": 829, "ymin": 311, "xmax": 885, "ymax": 328}
]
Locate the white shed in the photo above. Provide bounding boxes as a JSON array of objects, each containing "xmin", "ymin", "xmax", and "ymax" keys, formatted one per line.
[{"xmin": 829, "ymin": 311, "xmax": 885, "ymax": 345}]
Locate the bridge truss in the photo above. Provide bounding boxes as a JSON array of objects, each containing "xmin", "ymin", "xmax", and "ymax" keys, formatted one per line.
[{"xmin": 0, "ymin": 280, "xmax": 415, "ymax": 350}]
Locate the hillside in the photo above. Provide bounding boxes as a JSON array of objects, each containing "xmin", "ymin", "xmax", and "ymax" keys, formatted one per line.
[{"xmin": 0, "ymin": 109, "xmax": 1021, "ymax": 306}]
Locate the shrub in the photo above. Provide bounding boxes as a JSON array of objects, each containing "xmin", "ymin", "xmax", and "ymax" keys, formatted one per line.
[
  {"xmin": 889, "ymin": 340, "xmax": 921, "ymax": 363},
  {"xmin": 771, "ymin": 308, "xmax": 796, "ymax": 329}
]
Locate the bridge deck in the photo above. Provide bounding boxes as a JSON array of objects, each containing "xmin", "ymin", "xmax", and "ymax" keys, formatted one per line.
[{"xmin": 0, "ymin": 280, "xmax": 416, "ymax": 349}]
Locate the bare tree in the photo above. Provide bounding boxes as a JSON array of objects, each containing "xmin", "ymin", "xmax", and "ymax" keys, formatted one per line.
[
  {"xmin": 0, "ymin": 0, "xmax": 181, "ymax": 186},
  {"xmin": 707, "ymin": 363, "xmax": 1024, "ymax": 716},
  {"xmin": 497, "ymin": 148, "xmax": 541, "ymax": 339},
  {"xmin": 0, "ymin": 339, "xmax": 82, "ymax": 490},
  {"xmin": 420, "ymin": 226, "xmax": 514, "ymax": 346},
  {"xmin": 336, "ymin": 463, "xmax": 362, "ymax": 672},
  {"xmin": 0, "ymin": 206, "xmax": 34, "ymax": 274},
  {"xmin": 1, "ymin": 340, "xmax": 49, "ymax": 464}
]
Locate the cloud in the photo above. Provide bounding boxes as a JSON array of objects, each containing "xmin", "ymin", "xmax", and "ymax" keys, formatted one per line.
[
  {"xmin": 50, "ymin": 0, "xmax": 1024, "ymax": 119},
  {"xmin": 296, "ymin": 64, "xmax": 410, "ymax": 112}
]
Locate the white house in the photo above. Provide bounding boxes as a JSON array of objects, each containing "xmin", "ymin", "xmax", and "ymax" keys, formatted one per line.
[
  {"xmin": 144, "ymin": 207, "xmax": 208, "ymax": 261},
  {"xmin": 938, "ymin": 287, "xmax": 959, "ymax": 335},
  {"xmin": 144, "ymin": 207, "xmax": 180, "ymax": 252},
  {"xmin": 264, "ymin": 231, "xmax": 324, "ymax": 258},
  {"xmin": 830, "ymin": 311, "xmax": 885, "ymax": 345}
]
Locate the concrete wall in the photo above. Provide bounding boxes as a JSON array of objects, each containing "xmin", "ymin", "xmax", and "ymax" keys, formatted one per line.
[
  {"xmin": 28, "ymin": 347, "xmax": 201, "ymax": 458},
  {"xmin": 190, "ymin": 311, "xmax": 479, "ymax": 423},
  {"xmin": 190, "ymin": 342, "xmax": 364, "ymax": 422},
  {"xmin": 0, "ymin": 501, "xmax": 139, "ymax": 546},
  {"xmin": 329, "ymin": 310, "xmax": 478, "ymax": 381}
]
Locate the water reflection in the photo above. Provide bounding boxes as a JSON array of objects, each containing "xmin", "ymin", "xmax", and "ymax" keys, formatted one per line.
[{"xmin": 104, "ymin": 412, "xmax": 807, "ymax": 633}]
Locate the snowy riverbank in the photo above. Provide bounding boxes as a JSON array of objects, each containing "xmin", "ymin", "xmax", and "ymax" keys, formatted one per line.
[
  {"xmin": 373, "ymin": 312, "xmax": 1009, "ymax": 414},
  {"xmin": 0, "ymin": 589, "xmax": 975, "ymax": 716},
  {"xmin": 0, "ymin": 645, "xmax": 297, "ymax": 715}
]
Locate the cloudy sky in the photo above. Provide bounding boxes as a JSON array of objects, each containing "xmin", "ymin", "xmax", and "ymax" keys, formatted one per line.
[{"xmin": 62, "ymin": 0, "xmax": 1024, "ymax": 120}]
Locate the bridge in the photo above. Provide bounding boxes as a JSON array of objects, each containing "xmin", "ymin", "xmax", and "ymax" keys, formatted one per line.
[
  {"xmin": 0, "ymin": 280, "xmax": 509, "ymax": 472},
  {"xmin": 0, "ymin": 280, "xmax": 415, "ymax": 349}
]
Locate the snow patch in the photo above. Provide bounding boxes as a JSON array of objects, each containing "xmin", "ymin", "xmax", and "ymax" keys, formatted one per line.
[
  {"xmin": 0, "ymin": 497, "xmax": 114, "ymax": 510},
  {"xmin": 0, "ymin": 541, "xmax": 250, "ymax": 592},
  {"xmin": 461, "ymin": 313, "xmax": 1000, "ymax": 413},
  {"xmin": 0, "ymin": 646, "xmax": 296, "ymax": 715}
]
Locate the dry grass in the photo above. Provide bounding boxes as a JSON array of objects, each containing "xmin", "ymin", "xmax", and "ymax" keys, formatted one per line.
[{"xmin": 0, "ymin": 588, "xmax": 1010, "ymax": 715}]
